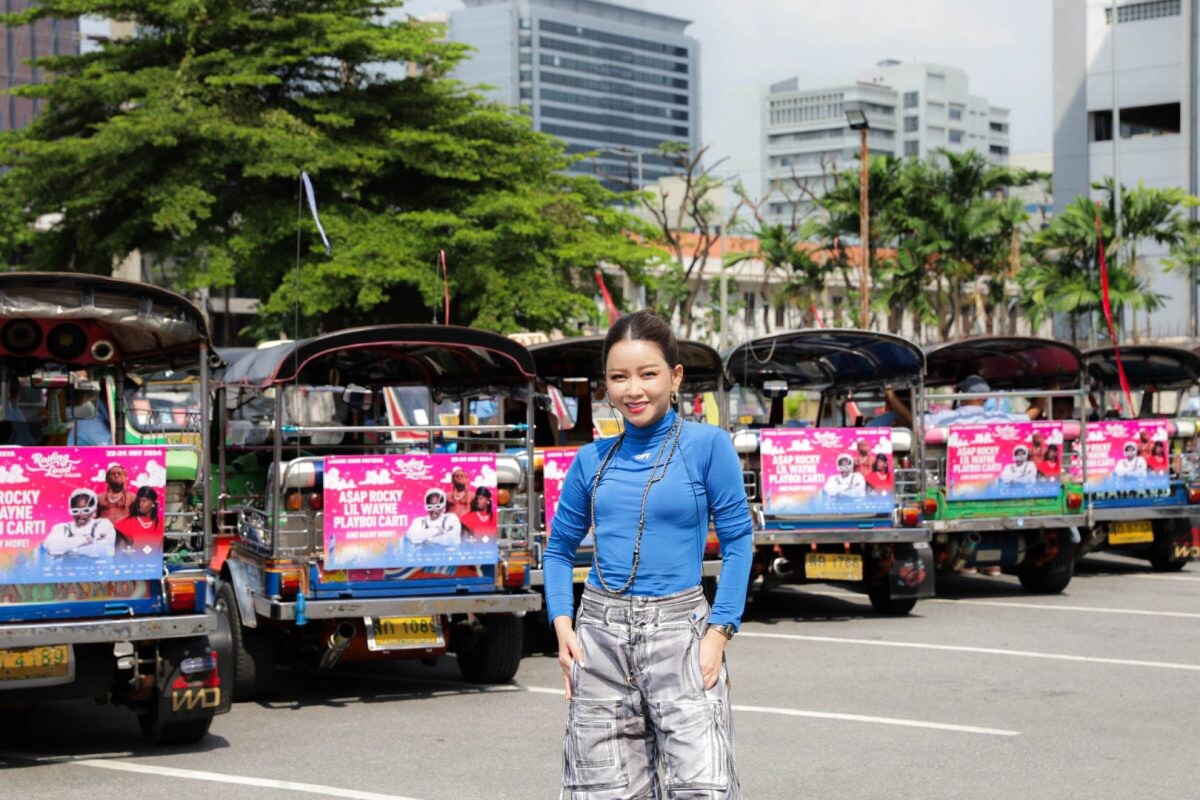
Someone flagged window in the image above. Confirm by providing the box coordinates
[519,69,532,83]
[519,51,532,64]
[519,87,532,100]
[519,16,532,29]
[949,130,964,144]
[903,91,919,108]
[949,106,963,121]
[989,121,1008,133]
[1105,0,1179,23]
[904,140,919,156]
[989,144,1009,156]
[1089,103,1181,141]
[904,115,919,132]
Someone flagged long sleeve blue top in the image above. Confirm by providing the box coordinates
[543,409,754,629]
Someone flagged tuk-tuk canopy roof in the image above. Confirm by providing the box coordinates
[724,329,924,391]
[925,337,1083,389]
[529,336,726,391]
[216,325,536,390]
[1085,345,1200,390]
[0,272,209,367]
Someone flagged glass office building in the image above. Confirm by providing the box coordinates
[0,1,79,132]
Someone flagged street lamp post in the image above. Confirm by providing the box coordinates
[846,108,871,329]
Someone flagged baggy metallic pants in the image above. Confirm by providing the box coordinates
[561,584,739,799]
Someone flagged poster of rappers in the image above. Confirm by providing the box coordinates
[0,447,167,583]
[322,453,499,569]
[1083,419,1171,494]
[761,428,894,515]
[946,421,1064,501]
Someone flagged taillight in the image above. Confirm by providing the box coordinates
[307,492,323,510]
[267,560,304,598]
[279,570,302,597]
[286,492,302,511]
[922,497,939,517]
[900,505,921,527]
[1187,487,1200,504]
[1066,491,1083,510]
[497,488,511,507]
[500,550,533,588]
[166,576,202,612]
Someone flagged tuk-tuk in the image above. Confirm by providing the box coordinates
[1080,345,1200,569]
[725,329,934,615]
[922,337,1087,593]
[213,325,542,698]
[0,273,231,743]
[525,336,727,596]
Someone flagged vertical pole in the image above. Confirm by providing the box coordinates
[200,343,212,560]
[859,127,870,329]
[1191,0,1199,337]
[1111,0,1123,339]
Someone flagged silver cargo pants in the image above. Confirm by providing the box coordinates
[561,584,739,799]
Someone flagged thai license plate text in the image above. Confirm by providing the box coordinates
[366,616,444,651]
[805,553,863,581]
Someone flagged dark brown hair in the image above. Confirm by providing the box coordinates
[601,309,680,370]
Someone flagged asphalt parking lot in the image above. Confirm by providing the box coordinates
[3,551,1199,800]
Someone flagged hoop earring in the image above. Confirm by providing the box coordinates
[670,390,679,405]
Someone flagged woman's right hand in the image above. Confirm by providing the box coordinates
[553,615,583,700]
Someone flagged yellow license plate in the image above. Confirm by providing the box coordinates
[572,567,590,583]
[0,645,73,685]
[805,553,863,581]
[1108,521,1155,545]
[366,616,444,651]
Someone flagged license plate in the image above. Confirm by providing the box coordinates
[365,616,444,651]
[805,553,863,581]
[572,567,590,583]
[1108,521,1155,545]
[0,645,73,686]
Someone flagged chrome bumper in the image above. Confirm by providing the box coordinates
[253,592,543,622]
[1088,506,1194,524]
[0,612,216,647]
[928,514,1086,533]
[755,528,930,546]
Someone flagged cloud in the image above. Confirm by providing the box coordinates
[1046,430,1064,446]
[360,468,392,486]
[947,432,967,448]
[760,438,784,456]
[474,464,497,488]
[788,438,814,452]
[131,461,166,488]
[323,467,357,491]
[544,460,566,480]
[0,465,28,484]
[1152,427,1169,442]
[872,439,893,455]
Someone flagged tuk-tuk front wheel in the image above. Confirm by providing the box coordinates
[216,582,276,700]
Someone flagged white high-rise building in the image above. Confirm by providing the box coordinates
[760,60,1011,224]
[448,0,700,187]
[1053,0,1196,340]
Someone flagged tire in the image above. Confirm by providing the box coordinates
[866,583,917,616]
[1148,551,1188,572]
[457,614,523,684]
[1018,532,1075,594]
[138,709,213,745]
[216,581,275,700]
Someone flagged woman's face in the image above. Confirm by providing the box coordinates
[136,494,154,515]
[604,339,683,429]
[473,494,491,512]
[873,455,888,473]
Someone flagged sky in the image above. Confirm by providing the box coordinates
[398,0,1053,156]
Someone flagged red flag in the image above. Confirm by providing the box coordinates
[439,249,450,324]
[594,270,619,325]
[1094,202,1134,414]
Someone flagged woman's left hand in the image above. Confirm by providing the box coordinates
[699,629,728,690]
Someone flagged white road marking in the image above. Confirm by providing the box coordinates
[1127,573,1200,582]
[73,759,426,800]
[739,632,1200,672]
[928,597,1200,619]
[336,672,1018,736]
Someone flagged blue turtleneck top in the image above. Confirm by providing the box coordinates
[543,409,754,628]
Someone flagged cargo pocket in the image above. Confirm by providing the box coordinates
[657,698,731,793]
[563,699,629,792]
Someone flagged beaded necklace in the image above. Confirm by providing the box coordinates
[587,416,684,594]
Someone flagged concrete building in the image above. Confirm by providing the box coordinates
[448,0,700,187]
[761,60,1011,224]
[0,3,79,132]
[1054,0,1197,340]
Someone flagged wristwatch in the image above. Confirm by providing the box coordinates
[707,623,736,640]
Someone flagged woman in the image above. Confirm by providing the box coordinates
[460,486,496,539]
[865,453,891,493]
[544,310,752,799]
[1147,440,1169,473]
[114,486,161,557]
[1037,443,1061,481]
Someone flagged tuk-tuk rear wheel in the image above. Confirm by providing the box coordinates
[457,614,522,684]
[138,708,213,745]
[1018,533,1075,594]
[866,583,917,615]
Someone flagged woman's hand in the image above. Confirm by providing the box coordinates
[554,615,583,700]
[699,629,728,690]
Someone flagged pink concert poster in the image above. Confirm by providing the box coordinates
[946,421,1063,501]
[761,428,894,515]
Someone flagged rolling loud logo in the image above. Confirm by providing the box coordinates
[171,687,221,712]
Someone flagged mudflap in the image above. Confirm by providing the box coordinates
[889,542,935,600]
[154,615,232,723]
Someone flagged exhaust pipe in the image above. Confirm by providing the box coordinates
[318,622,357,670]
[769,557,793,577]
[950,531,983,573]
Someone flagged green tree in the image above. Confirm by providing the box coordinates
[0,0,656,336]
